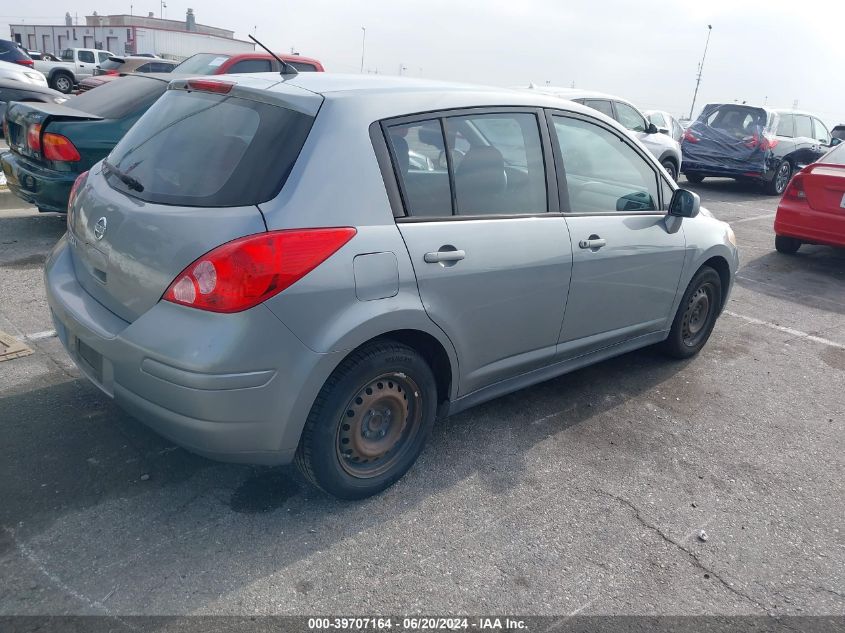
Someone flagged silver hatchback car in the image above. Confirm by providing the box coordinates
[45,74,739,499]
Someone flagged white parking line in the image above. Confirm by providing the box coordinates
[730,212,776,224]
[24,329,57,341]
[724,311,845,350]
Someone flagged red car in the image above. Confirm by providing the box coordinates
[173,52,324,75]
[774,142,845,253]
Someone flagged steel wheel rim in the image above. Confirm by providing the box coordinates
[682,284,713,346]
[336,373,423,478]
[775,163,790,193]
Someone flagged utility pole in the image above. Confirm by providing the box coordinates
[360,27,366,73]
[688,24,712,121]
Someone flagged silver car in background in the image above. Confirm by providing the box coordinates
[45,74,738,499]
[525,86,683,182]
[0,59,48,87]
[645,109,684,143]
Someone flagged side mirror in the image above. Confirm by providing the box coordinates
[830,138,842,147]
[659,127,670,135]
[668,189,700,218]
[647,122,659,134]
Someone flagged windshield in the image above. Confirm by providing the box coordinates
[173,53,231,75]
[99,58,124,70]
[104,89,315,207]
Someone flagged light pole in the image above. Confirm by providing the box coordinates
[160,0,167,20]
[360,27,366,73]
[688,24,712,121]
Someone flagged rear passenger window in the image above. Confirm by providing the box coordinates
[229,59,272,73]
[444,113,546,215]
[584,99,614,118]
[776,114,795,138]
[78,51,95,63]
[553,115,659,213]
[794,115,813,139]
[387,120,451,218]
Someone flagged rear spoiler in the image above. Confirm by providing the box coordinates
[6,101,104,124]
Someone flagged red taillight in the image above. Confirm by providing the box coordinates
[744,131,779,151]
[15,59,35,67]
[27,123,42,152]
[163,228,357,313]
[783,173,806,202]
[186,79,234,94]
[42,133,81,162]
[105,69,119,75]
[682,129,698,143]
[67,170,89,222]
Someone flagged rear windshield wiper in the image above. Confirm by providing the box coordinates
[104,161,144,192]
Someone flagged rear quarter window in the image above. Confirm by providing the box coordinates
[65,75,166,118]
[103,89,315,207]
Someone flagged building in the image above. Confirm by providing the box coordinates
[9,9,254,60]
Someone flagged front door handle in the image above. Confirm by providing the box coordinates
[424,249,466,263]
[579,236,606,250]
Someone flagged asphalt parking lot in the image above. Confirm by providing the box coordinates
[0,171,843,617]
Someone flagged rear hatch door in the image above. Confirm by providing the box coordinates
[5,101,101,162]
[67,78,321,323]
[684,104,771,172]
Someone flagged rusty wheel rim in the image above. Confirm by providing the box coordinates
[336,373,423,478]
[682,283,714,346]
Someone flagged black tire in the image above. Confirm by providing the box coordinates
[661,159,678,181]
[295,340,437,500]
[685,172,704,184]
[765,160,791,196]
[775,235,801,254]
[50,72,74,94]
[661,267,722,359]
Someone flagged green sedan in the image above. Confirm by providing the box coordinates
[1,74,170,213]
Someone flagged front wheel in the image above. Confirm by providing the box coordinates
[51,73,74,94]
[295,340,437,499]
[661,267,722,359]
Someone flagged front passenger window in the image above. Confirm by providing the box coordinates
[553,115,659,213]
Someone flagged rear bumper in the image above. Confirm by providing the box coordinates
[0,150,75,213]
[774,202,845,248]
[45,236,340,465]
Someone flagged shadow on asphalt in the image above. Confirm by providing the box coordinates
[0,344,689,545]
[736,246,845,315]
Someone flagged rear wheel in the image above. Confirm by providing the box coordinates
[51,72,74,94]
[295,340,437,499]
[661,159,678,181]
[685,172,704,184]
[661,267,722,359]
[765,160,791,195]
[775,235,801,254]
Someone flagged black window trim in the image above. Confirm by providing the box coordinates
[545,108,670,216]
[375,106,560,223]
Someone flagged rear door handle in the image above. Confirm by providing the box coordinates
[579,237,606,250]
[424,249,466,263]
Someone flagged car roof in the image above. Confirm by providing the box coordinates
[523,85,636,105]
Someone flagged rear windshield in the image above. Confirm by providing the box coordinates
[701,105,771,137]
[0,40,30,63]
[173,53,231,75]
[822,143,845,165]
[103,89,314,207]
[99,57,124,70]
[64,75,167,118]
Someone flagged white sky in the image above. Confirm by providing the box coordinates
[3,0,843,126]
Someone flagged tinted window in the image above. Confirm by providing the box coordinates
[833,126,845,141]
[0,40,30,63]
[172,53,231,75]
[776,114,794,138]
[229,59,272,73]
[444,113,546,215]
[614,102,647,132]
[553,116,658,213]
[99,58,124,70]
[134,63,153,73]
[288,61,318,72]
[813,119,830,144]
[65,75,166,118]
[794,115,813,139]
[583,99,613,118]
[704,106,766,138]
[78,51,95,63]
[387,120,451,218]
[822,143,845,165]
[61,49,73,61]
[151,62,175,73]
[105,90,314,207]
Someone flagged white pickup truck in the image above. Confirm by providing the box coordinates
[33,48,113,94]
